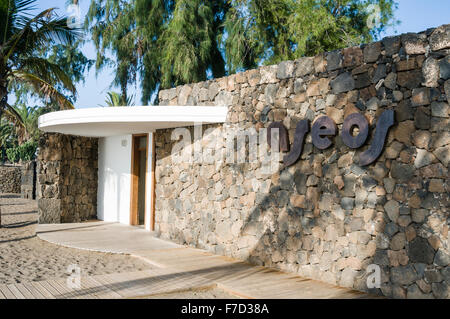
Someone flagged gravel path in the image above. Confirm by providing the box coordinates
[0,194,152,285]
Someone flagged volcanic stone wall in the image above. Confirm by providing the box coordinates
[156,25,450,298]
[37,133,98,223]
[21,161,36,199]
[0,165,21,193]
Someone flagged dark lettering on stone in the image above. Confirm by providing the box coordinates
[359,109,395,166]
[341,113,369,148]
[283,119,309,167]
[311,116,336,150]
[267,122,289,152]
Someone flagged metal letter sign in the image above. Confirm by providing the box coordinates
[341,113,369,148]
[266,109,394,167]
[311,116,337,150]
[284,119,309,167]
[358,109,394,166]
[267,122,290,152]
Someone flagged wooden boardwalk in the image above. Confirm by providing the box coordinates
[0,222,378,299]
[0,264,371,299]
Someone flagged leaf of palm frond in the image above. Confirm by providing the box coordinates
[3,8,82,62]
[19,57,76,95]
[3,104,25,128]
[12,71,74,110]
[0,0,35,44]
[2,8,54,61]
[33,16,83,45]
[12,0,36,12]
[7,0,36,25]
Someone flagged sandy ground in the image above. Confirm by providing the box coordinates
[0,194,245,299]
[0,193,152,285]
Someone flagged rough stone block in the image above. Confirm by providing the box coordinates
[330,72,355,94]
[363,42,381,63]
[295,57,315,77]
[401,33,427,55]
[38,198,61,223]
[429,24,450,51]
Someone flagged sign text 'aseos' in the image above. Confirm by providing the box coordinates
[267,109,394,167]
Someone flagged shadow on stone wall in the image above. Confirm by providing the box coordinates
[154,24,450,298]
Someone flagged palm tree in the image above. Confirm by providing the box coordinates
[3,103,46,143]
[0,117,16,162]
[0,118,16,227]
[103,91,134,107]
[0,0,80,227]
[0,0,81,121]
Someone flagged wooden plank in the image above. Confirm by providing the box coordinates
[0,285,16,299]
[38,280,61,298]
[0,286,6,299]
[92,273,134,298]
[150,132,156,231]
[76,277,100,299]
[144,133,150,230]
[88,275,116,298]
[14,283,36,299]
[22,282,46,299]
[86,276,122,299]
[122,275,175,297]
[129,135,141,225]
[6,284,25,299]
[93,272,151,298]
[81,276,112,299]
[69,278,102,299]
[52,279,80,299]
[88,277,116,299]
[30,281,56,299]
[45,280,71,299]
[101,272,154,298]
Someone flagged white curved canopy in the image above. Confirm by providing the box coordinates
[38,105,228,137]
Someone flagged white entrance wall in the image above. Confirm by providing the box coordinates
[97,135,132,224]
[37,105,228,229]
[144,132,153,231]
[97,133,153,227]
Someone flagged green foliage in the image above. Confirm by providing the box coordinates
[103,91,134,106]
[13,40,95,107]
[1,102,47,163]
[6,139,37,163]
[225,0,399,68]
[5,103,48,143]
[160,0,214,87]
[87,0,230,104]
[0,0,82,113]
[46,42,94,87]
[0,1,88,164]
[6,146,19,163]
[0,118,17,150]
[87,0,139,102]
[86,0,398,103]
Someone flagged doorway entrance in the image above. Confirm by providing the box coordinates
[130,134,148,226]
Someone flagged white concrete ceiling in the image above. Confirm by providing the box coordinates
[38,105,228,137]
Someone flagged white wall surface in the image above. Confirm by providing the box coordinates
[97,135,132,224]
[144,132,153,231]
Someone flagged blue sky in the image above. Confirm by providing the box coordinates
[19,0,450,108]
